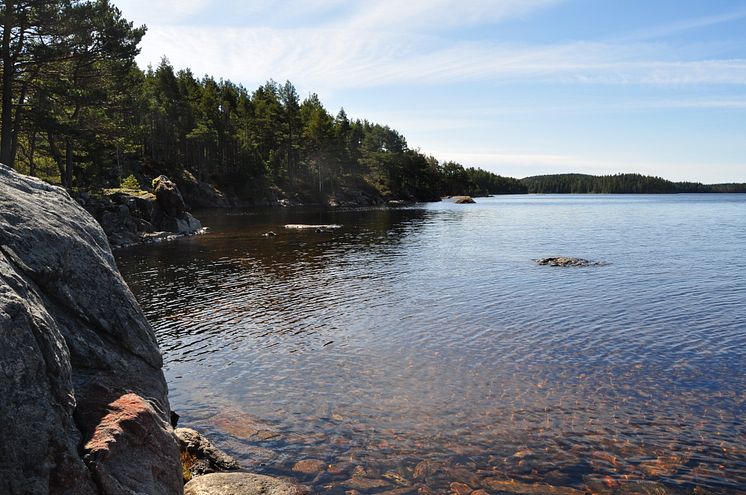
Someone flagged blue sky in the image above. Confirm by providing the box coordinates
[114,0,746,182]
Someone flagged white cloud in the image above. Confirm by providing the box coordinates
[115,0,211,25]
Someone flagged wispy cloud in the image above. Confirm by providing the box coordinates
[342,0,562,31]
[619,8,746,42]
[126,1,746,90]
[137,23,746,90]
[131,0,570,87]
[115,0,211,25]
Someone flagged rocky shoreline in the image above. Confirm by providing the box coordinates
[0,164,305,494]
[75,175,204,250]
[80,174,485,251]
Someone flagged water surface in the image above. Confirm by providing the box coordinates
[116,195,746,494]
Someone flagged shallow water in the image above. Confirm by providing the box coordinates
[116,195,746,494]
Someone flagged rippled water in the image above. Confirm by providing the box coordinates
[116,195,746,494]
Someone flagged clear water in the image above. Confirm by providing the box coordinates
[116,195,746,494]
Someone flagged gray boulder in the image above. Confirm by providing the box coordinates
[0,164,182,494]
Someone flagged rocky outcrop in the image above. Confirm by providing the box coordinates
[0,164,182,494]
[75,175,203,249]
[184,473,306,495]
[152,175,203,234]
[77,190,156,249]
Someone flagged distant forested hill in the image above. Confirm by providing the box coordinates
[521,174,746,194]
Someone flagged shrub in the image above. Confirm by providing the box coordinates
[120,174,141,191]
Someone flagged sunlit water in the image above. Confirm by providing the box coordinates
[116,195,746,494]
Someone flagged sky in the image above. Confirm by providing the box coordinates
[113,0,746,183]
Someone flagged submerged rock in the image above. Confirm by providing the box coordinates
[481,478,584,494]
[535,257,604,267]
[345,477,392,490]
[0,164,181,494]
[449,482,472,495]
[184,472,306,495]
[292,459,328,475]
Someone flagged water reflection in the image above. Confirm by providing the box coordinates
[117,197,746,494]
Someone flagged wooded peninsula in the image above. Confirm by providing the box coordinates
[1,1,743,205]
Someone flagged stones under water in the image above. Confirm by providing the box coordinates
[117,197,746,494]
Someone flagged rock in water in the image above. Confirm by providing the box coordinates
[152,175,203,234]
[0,164,182,494]
[536,257,603,267]
[176,427,240,478]
[184,473,306,495]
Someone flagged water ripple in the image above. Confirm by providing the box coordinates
[117,196,746,493]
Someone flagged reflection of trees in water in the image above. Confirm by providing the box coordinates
[115,207,436,355]
[124,206,433,278]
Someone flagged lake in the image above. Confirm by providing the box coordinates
[116,195,746,494]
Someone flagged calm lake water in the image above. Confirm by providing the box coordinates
[116,195,746,494]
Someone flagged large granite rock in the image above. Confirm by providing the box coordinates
[0,164,182,494]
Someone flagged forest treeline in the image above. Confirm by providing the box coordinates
[522,174,746,194]
[0,0,525,203]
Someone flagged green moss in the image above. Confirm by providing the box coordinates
[101,187,154,199]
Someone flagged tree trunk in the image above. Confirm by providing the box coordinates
[9,77,30,167]
[1,1,15,166]
[47,132,66,186]
[28,130,36,175]
[64,138,74,189]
